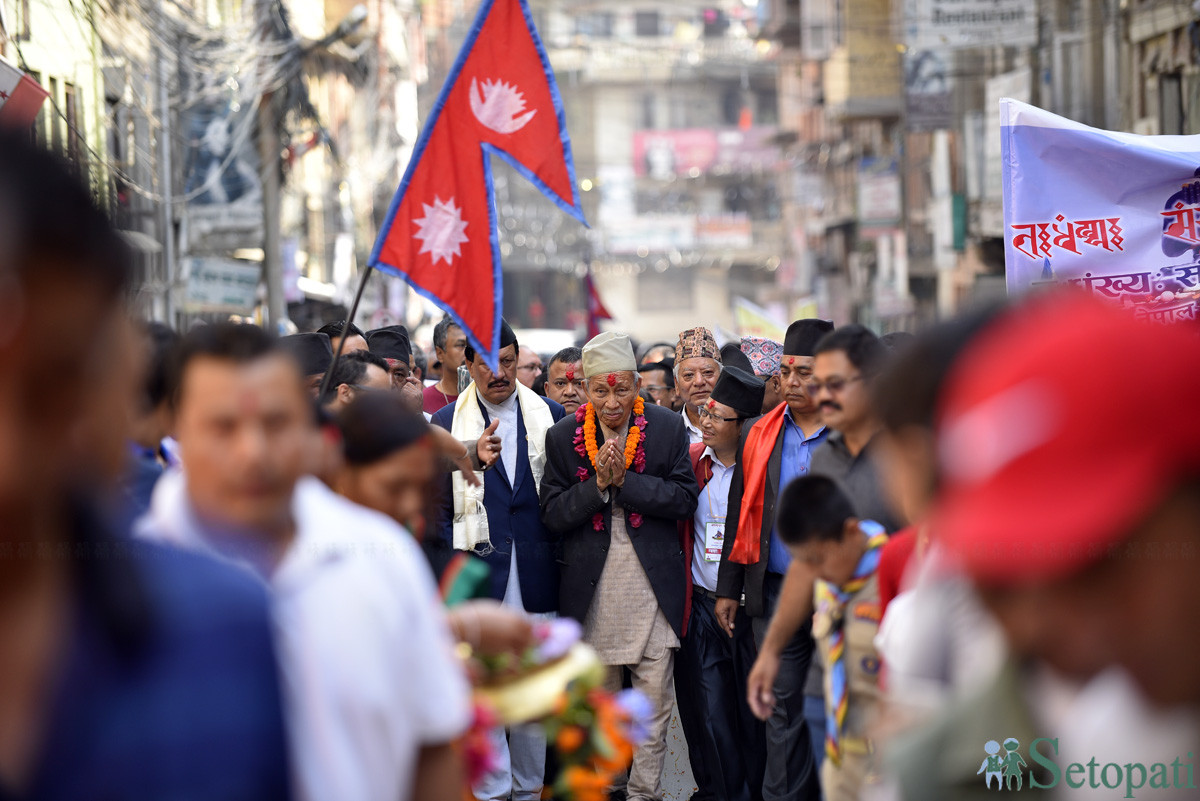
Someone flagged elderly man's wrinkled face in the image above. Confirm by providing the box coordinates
[585,371,640,431]
[676,357,720,411]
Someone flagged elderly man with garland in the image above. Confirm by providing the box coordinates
[541,331,698,801]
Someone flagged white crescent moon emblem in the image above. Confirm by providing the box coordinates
[470,77,538,135]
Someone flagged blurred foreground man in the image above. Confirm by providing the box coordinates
[542,332,698,801]
[717,318,831,801]
[0,134,290,800]
[140,324,469,801]
[891,292,1200,798]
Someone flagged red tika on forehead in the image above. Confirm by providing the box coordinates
[706,399,716,410]
[606,373,617,387]
[787,356,796,365]
[565,368,575,381]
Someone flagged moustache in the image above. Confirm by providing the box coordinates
[488,379,510,388]
[820,401,842,412]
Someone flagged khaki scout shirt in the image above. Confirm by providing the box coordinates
[813,572,883,750]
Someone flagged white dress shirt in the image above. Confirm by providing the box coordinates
[479,389,520,483]
[692,447,734,592]
[681,407,704,445]
[138,472,471,801]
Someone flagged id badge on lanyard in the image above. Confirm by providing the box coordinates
[704,520,726,562]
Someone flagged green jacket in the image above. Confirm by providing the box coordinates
[888,660,1054,799]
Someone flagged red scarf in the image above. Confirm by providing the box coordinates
[728,403,788,564]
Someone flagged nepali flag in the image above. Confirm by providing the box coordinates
[0,55,48,129]
[585,269,612,339]
[369,0,586,369]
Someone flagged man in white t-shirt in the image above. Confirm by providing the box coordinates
[138,322,470,801]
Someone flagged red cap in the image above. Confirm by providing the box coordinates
[933,291,1200,586]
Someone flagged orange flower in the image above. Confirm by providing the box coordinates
[563,766,610,801]
[591,699,635,773]
[582,396,646,472]
[556,725,587,754]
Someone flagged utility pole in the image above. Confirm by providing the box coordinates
[257,0,285,332]
[259,88,285,331]
[156,0,176,325]
[256,1,366,332]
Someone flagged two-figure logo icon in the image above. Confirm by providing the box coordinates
[979,738,1028,790]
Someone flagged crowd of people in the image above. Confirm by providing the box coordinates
[3,131,1199,801]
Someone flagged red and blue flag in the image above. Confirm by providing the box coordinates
[368,0,586,369]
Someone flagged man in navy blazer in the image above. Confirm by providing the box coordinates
[431,319,563,801]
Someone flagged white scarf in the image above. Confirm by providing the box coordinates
[450,380,554,552]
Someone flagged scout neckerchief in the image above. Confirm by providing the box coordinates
[815,524,888,765]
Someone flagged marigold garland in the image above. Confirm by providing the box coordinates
[581,396,645,471]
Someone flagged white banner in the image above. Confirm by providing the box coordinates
[904,0,1036,51]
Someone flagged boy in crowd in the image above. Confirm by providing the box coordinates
[777,475,888,801]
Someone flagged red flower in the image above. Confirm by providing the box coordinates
[592,513,604,531]
[574,404,587,423]
[575,467,590,483]
[573,426,587,458]
[633,415,647,429]
[633,428,647,473]
[462,702,500,784]
[628,512,643,529]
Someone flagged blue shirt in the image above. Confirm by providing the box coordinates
[4,502,292,801]
[767,409,828,574]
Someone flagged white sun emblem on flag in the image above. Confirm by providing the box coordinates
[413,196,469,266]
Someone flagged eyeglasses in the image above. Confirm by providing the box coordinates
[806,375,863,395]
[518,363,543,373]
[697,407,742,423]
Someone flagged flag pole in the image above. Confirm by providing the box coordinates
[318,262,375,400]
